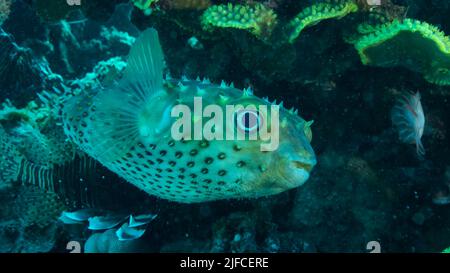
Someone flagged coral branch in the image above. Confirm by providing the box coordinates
[352,19,450,85]
[286,0,359,43]
[201,3,277,41]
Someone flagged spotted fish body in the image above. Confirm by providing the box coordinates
[61,29,316,203]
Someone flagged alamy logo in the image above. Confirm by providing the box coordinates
[366,0,381,6]
[171,97,280,151]
[366,241,381,253]
[66,241,81,253]
[67,0,81,6]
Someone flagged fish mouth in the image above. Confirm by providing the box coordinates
[292,160,315,172]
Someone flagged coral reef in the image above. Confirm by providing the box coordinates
[286,0,359,43]
[163,0,212,11]
[351,19,450,85]
[201,3,277,41]
[0,30,42,102]
[132,0,159,11]
[0,125,22,188]
[0,100,75,167]
[33,0,80,22]
[288,150,392,252]
[0,0,11,25]
[33,0,128,22]
[0,184,66,252]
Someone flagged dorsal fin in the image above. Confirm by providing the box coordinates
[121,28,165,98]
[80,28,168,161]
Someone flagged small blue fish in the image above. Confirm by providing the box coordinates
[391,92,426,156]
[60,209,156,241]
[59,209,102,224]
[88,215,127,230]
[116,222,147,241]
[129,213,158,228]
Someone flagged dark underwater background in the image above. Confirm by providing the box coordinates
[0,0,449,253]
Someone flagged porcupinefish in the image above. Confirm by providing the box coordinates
[61,28,316,203]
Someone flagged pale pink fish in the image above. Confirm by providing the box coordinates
[391,92,425,156]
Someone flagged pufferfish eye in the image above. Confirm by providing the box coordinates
[235,109,264,134]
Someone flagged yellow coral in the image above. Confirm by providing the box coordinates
[287,0,359,43]
[132,0,158,10]
[353,19,450,85]
[201,3,277,40]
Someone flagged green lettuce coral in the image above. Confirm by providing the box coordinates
[352,19,450,86]
[201,3,277,40]
[286,0,359,43]
[132,0,158,15]
[132,0,158,10]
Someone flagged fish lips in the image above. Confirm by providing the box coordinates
[292,160,316,173]
[285,158,317,187]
